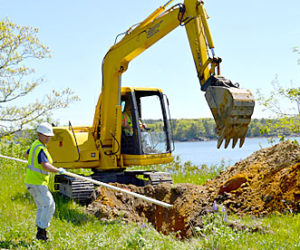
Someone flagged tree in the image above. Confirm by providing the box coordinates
[256,74,300,140]
[0,18,78,137]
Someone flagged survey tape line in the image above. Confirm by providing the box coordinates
[0,154,27,163]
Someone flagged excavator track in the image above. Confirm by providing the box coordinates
[146,171,173,185]
[55,170,172,204]
[55,175,94,204]
[91,170,172,186]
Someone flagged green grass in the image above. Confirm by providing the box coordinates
[190,208,300,249]
[0,146,299,249]
[131,156,226,185]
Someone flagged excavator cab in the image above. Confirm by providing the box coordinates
[120,88,173,157]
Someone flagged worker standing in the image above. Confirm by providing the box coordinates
[24,122,65,241]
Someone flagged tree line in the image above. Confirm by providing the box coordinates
[145,117,299,141]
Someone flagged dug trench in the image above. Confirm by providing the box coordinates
[85,141,300,238]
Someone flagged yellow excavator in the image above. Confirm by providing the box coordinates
[47,0,255,202]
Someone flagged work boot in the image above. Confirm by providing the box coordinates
[36,227,48,241]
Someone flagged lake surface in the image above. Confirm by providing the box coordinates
[173,137,300,167]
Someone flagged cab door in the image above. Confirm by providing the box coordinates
[121,90,172,156]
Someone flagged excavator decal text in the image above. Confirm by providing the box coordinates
[147,20,163,39]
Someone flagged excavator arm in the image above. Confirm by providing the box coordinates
[183,1,255,148]
[92,0,255,166]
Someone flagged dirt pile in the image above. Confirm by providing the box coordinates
[209,140,300,215]
[86,141,300,237]
[87,182,210,237]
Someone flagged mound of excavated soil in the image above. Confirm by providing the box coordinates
[208,140,300,216]
[86,141,300,238]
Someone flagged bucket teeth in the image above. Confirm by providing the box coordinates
[217,133,225,149]
[217,138,223,149]
[225,138,231,149]
[239,137,245,148]
[216,125,248,149]
[232,138,238,148]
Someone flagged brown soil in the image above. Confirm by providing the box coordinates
[86,141,300,238]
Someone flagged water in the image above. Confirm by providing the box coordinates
[174,137,300,167]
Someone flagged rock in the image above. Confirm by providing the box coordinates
[219,174,248,194]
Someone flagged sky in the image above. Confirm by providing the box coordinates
[1,0,300,126]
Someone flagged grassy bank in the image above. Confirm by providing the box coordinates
[0,147,299,249]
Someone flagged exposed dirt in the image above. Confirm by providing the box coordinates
[86,141,300,238]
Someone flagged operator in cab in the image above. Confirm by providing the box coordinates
[24,122,65,241]
[121,101,148,136]
[122,103,134,136]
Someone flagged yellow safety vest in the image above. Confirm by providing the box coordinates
[122,112,133,135]
[25,139,53,186]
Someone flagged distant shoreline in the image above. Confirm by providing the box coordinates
[174,135,300,143]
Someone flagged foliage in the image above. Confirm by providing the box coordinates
[0,18,79,137]
[256,51,300,140]
[146,117,294,142]
[193,202,237,247]
[0,134,29,158]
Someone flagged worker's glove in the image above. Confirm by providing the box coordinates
[58,168,66,174]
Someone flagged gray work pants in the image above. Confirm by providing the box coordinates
[25,184,55,229]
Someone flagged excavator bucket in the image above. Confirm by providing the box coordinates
[205,86,255,149]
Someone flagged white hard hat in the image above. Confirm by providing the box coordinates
[37,122,54,136]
